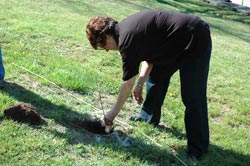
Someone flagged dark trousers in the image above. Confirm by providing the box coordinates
[142,37,212,154]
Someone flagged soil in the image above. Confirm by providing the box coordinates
[4,102,44,125]
[71,118,114,135]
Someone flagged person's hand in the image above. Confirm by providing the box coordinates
[133,85,143,105]
[104,115,114,133]
[104,115,113,126]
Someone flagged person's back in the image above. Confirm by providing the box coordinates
[117,10,206,66]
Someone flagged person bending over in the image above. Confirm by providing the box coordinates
[86,9,212,159]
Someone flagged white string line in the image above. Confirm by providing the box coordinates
[136,129,187,166]
[12,62,102,112]
[95,112,188,166]
[12,62,187,166]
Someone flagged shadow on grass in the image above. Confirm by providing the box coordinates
[53,0,250,44]
[116,0,250,42]
[1,81,181,165]
[156,0,250,24]
[2,82,250,165]
[156,0,250,42]
[177,144,250,166]
[61,0,249,43]
[117,0,250,25]
[1,82,92,125]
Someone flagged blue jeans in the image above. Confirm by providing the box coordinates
[0,48,5,83]
[142,24,212,155]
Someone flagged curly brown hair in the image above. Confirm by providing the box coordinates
[86,16,118,49]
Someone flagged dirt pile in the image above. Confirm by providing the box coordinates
[4,103,44,125]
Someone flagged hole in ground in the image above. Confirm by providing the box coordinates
[71,118,114,135]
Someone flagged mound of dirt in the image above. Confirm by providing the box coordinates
[4,102,44,125]
[71,118,114,135]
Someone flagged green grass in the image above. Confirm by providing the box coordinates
[0,0,250,165]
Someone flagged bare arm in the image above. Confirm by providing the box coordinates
[104,61,153,125]
[133,61,153,104]
[104,75,136,123]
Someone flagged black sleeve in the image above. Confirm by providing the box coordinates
[121,50,141,81]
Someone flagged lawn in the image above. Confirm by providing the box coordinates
[0,0,250,165]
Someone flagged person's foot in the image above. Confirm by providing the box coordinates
[130,110,153,122]
[186,149,206,160]
[130,110,159,127]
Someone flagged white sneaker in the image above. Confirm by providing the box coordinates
[130,110,152,122]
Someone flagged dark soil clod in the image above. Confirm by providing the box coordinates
[71,118,114,135]
[4,102,44,125]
